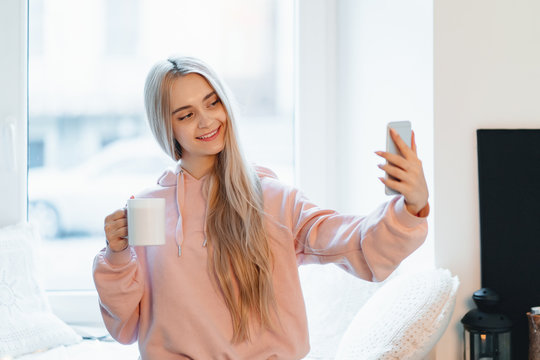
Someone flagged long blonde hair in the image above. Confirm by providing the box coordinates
[144,56,277,343]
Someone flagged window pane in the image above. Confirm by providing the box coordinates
[28,0,294,291]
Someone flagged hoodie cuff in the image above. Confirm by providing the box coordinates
[104,245,134,266]
[393,196,429,227]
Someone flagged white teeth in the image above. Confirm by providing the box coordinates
[197,128,218,139]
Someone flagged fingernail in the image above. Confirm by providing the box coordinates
[377,164,384,169]
[375,151,382,155]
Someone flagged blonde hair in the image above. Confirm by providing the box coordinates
[144,56,277,343]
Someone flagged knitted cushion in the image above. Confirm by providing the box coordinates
[335,268,459,360]
[300,264,382,358]
[0,223,81,358]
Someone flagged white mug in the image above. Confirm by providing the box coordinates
[127,198,166,246]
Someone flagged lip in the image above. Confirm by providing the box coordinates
[196,125,221,142]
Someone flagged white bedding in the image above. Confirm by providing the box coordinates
[16,340,139,360]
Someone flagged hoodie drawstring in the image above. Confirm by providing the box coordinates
[176,167,209,256]
[176,169,185,256]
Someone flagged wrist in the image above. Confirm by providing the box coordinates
[393,197,428,226]
[106,239,129,252]
[405,201,428,217]
[104,243,133,266]
[110,245,129,252]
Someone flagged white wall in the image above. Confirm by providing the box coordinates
[333,0,434,275]
[297,0,434,217]
[0,0,27,227]
[434,0,540,358]
[335,0,433,218]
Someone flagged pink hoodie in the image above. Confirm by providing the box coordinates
[93,165,428,359]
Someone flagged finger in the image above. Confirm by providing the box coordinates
[105,218,127,235]
[108,225,128,242]
[104,222,120,237]
[375,151,409,171]
[114,225,128,239]
[411,130,417,155]
[106,208,127,222]
[378,176,404,194]
[390,128,414,159]
[113,218,127,228]
[124,195,135,209]
[378,163,408,181]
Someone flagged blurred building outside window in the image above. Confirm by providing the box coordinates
[28,0,294,291]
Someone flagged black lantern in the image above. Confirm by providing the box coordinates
[461,288,513,360]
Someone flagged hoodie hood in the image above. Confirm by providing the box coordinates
[157,162,278,188]
[157,162,183,187]
[155,162,278,256]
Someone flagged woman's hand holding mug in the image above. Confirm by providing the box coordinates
[104,208,129,252]
[104,197,166,252]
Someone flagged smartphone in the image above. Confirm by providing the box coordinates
[385,121,412,195]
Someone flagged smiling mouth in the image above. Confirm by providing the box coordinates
[196,126,221,140]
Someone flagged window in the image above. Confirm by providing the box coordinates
[105,0,139,57]
[28,0,294,291]
[21,0,434,355]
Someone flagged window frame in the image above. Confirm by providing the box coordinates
[0,0,27,229]
[295,0,338,209]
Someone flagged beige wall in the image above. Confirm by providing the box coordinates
[434,0,540,358]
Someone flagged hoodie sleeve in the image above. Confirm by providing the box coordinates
[92,246,144,344]
[290,188,428,282]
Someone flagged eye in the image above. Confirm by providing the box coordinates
[179,113,193,121]
[209,98,221,107]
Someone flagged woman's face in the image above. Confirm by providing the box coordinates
[169,73,227,164]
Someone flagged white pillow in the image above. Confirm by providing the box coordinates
[300,264,382,359]
[0,223,81,358]
[335,268,459,360]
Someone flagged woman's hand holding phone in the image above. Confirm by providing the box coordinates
[376,128,429,216]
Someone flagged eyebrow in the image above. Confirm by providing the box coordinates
[171,91,217,115]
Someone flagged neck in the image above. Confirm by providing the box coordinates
[180,154,217,179]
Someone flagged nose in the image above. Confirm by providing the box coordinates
[197,111,212,129]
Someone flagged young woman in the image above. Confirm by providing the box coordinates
[93,56,429,360]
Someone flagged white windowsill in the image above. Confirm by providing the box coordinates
[47,290,105,328]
